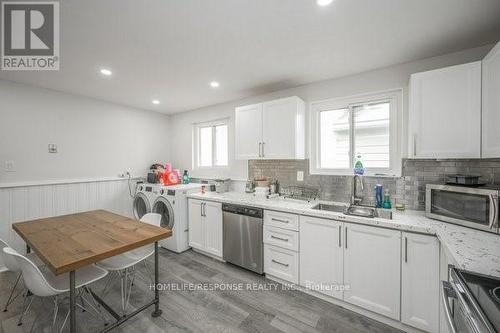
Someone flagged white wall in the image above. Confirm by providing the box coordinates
[169,44,493,180]
[0,80,170,185]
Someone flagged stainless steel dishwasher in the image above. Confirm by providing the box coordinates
[222,203,263,274]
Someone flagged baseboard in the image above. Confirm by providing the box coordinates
[191,248,225,262]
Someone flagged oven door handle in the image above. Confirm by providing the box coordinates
[489,194,498,230]
[441,281,458,333]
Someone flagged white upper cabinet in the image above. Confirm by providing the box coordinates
[482,42,500,158]
[401,233,440,333]
[235,96,305,160]
[409,61,481,158]
[343,223,401,320]
[262,97,305,159]
[234,103,263,159]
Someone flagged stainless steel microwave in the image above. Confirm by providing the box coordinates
[426,184,499,234]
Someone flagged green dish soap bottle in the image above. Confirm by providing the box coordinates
[382,189,392,209]
[354,154,365,175]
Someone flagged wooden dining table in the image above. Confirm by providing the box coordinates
[12,209,172,333]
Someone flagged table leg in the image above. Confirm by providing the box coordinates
[70,271,76,332]
[151,241,162,318]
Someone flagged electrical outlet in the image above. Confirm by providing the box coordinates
[297,171,304,182]
[5,160,15,172]
[48,144,58,153]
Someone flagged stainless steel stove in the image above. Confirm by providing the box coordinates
[442,267,500,333]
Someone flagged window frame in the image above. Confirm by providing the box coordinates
[192,118,229,170]
[310,89,402,177]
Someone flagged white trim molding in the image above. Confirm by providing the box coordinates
[309,89,403,177]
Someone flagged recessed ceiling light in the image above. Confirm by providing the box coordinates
[210,81,220,88]
[152,99,160,105]
[317,0,333,6]
[99,68,112,76]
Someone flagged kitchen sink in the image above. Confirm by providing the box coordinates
[311,203,346,213]
[311,203,392,220]
[344,205,377,218]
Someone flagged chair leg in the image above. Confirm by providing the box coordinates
[3,272,22,312]
[51,296,59,333]
[17,291,34,326]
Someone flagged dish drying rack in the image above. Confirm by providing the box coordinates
[279,186,319,202]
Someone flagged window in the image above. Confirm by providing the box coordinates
[193,120,229,168]
[311,90,401,176]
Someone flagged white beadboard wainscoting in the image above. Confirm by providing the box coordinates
[0,178,138,271]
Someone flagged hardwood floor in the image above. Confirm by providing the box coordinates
[0,248,404,333]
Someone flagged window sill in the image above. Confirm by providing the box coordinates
[309,169,400,178]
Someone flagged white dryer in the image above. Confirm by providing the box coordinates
[132,183,160,220]
[152,183,202,253]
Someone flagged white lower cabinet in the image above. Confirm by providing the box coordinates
[264,244,299,284]
[299,216,344,300]
[263,210,299,283]
[401,232,440,333]
[343,223,401,320]
[187,199,223,258]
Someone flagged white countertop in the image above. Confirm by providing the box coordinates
[188,191,500,279]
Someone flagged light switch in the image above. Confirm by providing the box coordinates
[297,171,304,182]
[5,160,15,172]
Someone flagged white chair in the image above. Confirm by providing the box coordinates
[97,213,161,313]
[3,247,108,332]
[0,239,44,312]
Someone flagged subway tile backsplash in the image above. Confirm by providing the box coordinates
[248,158,500,210]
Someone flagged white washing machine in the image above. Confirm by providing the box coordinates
[151,183,202,253]
[132,183,161,220]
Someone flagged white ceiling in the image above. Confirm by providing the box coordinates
[1,0,500,114]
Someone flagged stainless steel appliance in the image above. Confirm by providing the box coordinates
[222,204,263,274]
[426,184,499,234]
[442,267,499,333]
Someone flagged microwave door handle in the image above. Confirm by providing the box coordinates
[441,281,458,333]
[488,194,498,229]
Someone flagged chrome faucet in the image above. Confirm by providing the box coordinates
[351,174,364,205]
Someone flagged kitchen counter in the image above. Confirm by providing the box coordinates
[188,191,500,279]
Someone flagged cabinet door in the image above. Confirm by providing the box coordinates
[203,201,223,257]
[235,103,263,159]
[409,62,481,158]
[343,224,401,320]
[262,97,305,159]
[299,216,343,300]
[482,42,500,158]
[188,199,204,250]
[402,233,440,333]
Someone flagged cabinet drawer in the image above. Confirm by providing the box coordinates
[264,244,299,284]
[264,210,299,231]
[263,225,298,252]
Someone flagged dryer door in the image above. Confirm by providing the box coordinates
[133,192,151,220]
[152,196,175,230]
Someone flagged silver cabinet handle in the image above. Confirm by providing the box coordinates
[441,281,458,333]
[338,225,341,248]
[258,142,262,158]
[272,259,289,267]
[262,142,265,158]
[413,133,417,157]
[200,203,203,217]
[489,194,498,229]
[202,203,206,217]
[405,237,408,263]
[345,226,348,249]
[271,235,289,242]
[271,218,289,224]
